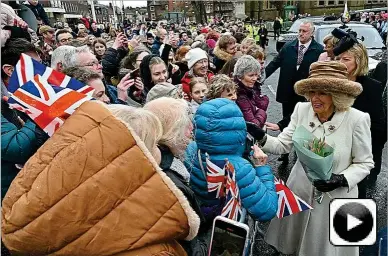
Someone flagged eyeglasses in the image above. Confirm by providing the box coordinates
[196,59,208,65]
[84,61,100,67]
[59,37,72,43]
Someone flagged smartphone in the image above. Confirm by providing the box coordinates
[208,216,249,256]
[129,68,140,80]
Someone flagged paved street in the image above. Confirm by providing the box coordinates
[251,37,387,256]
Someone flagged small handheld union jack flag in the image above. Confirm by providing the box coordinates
[221,161,242,222]
[275,177,313,219]
[8,53,94,96]
[206,157,226,199]
[8,75,92,137]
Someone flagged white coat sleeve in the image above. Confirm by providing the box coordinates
[262,102,301,154]
[340,113,374,191]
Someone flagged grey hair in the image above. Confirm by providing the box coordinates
[104,104,163,155]
[305,92,355,112]
[144,97,192,159]
[300,20,315,33]
[51,45,76,69]
[62,45,91,69]
[233,55,261,79]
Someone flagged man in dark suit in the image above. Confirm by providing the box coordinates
[264,20,324,161]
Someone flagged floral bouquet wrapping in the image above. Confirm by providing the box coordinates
[292,125,335,203]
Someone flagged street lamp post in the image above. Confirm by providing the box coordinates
[112,0,117,28]
[90,0,97,23]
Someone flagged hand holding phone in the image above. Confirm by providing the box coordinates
[208,216,249,256]
[117,73,135,102]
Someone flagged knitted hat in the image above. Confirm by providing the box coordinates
[200,28,209,34]
[294,61,362,97]
[146,82,179,103]
[206,39,216,49]
[185,48,208,69]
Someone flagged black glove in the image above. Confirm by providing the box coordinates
[313,174,348,192]
[246,122,266,141]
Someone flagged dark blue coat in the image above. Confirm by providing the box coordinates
[265,38,324,103]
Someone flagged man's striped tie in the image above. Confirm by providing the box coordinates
[297,45,306,65]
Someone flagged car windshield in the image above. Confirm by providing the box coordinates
[289,19,303,32]
[316,26,384,49]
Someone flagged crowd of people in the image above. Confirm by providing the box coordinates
[1,1,387,256]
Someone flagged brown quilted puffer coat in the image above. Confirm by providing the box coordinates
[2,101,200,256]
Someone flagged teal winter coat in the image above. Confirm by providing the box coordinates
[1,115,38,199]
[184,98,278,222]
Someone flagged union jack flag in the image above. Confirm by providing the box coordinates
[8,53,94,96]
[275,177,313,219]
[221,161,242,222]
[8,75,92,137]
[206,157,226,199]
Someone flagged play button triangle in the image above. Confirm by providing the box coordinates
[347,214,363,231]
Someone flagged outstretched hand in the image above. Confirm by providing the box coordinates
[251,144,268,167]
[265,122,280,131]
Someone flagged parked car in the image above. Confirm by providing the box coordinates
[276,20,385,70]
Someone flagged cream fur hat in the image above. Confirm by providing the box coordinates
[294,61,362,97]
[185,48,208,70]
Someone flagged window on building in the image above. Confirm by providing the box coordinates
[263,0,272,9]
[151,12,156,19]
[327,0,335,5]
[317,0,325,6]
[150,6,154,11]
[338,0,344,4]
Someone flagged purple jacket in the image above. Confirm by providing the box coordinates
[235,80,269,128]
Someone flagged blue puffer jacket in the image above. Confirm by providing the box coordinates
[184,98,278,222]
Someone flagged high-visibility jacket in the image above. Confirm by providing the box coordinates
[253,26,260,42]
[246,24,254,38]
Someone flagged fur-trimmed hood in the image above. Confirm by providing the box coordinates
[1,101,200,256]
[213,45,234,62]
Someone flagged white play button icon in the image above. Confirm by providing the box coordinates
[347,214,363,231]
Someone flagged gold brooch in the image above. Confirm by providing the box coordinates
[309,122,315,128]
[328,125,335,132]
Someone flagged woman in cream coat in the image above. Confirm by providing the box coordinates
[258,61,374,256]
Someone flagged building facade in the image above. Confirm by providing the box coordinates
[255,0,387,21]
[124,7,148,23]
[234,1,246,19]
[213,1,235,19]
[147,0,168,21]
[37,0,66,24]
[93,3,109,24]
[62,0,90,24]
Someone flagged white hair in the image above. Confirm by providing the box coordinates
[300,20,315,33]
[62,45,92,69]
[51,45,76,70]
